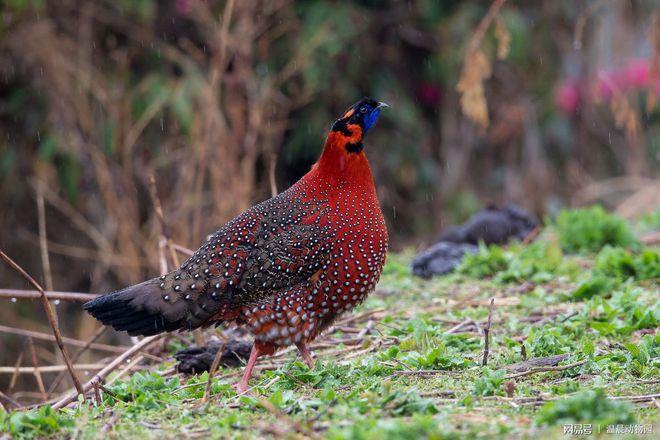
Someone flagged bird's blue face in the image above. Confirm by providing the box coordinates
[330,97,389,154]
[338,97,388,133]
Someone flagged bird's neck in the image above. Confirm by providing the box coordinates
[311,131,376,191]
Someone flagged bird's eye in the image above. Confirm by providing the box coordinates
[360,107,367,113]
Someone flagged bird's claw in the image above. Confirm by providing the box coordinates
[232,381,249,395]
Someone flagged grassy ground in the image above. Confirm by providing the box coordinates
[1,207,659,439]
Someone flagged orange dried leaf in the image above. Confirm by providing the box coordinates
[457,50,492,130]
[494,16,511,60]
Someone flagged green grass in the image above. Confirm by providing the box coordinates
[1,208,658,439]
[555,206,639,253]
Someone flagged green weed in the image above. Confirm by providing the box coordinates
[536,389,635,426]
[457,243,509,278]
[0,406,74,439]
[472,368,506,396]
[555,206,638,253]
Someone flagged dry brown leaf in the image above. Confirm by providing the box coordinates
[610,93,640,141]
[646,91,657,113]
[494,15,511,60]
[648,11,660,76]
[457,50,492,131]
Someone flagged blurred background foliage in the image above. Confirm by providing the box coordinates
[0,0,659,353]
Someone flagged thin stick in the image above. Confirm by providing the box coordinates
[171,243,194,256]
[505,360,586,379]
[0,325,127,353]
[8,350,24,392]
[27,337,47,401]
[467,0,507,54]
[0,391,20,411]
[92,382,101,406]
[392,370,463,376]
[202,340,226,403]
[0,364,107,374]
[148,174,205,347]
[0,289,97,302]
[269,152,278,197]
[147,175,178,268]
[101,412,121,434]
[36,183,54,293]
[482,298,495,366]
[0,250,84,398]
[608,393,660,402]
[51,335,162,410]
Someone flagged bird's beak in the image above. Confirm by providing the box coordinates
[377,101,390,109]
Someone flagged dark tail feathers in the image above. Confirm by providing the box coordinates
[84,279,189,336]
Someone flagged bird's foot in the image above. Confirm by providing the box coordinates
[232,380,249,395]
[295,342,315,369]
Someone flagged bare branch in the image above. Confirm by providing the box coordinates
[0,250,85,397]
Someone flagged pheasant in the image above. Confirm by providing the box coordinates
[84,97,389,393]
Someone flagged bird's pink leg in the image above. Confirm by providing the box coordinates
[295,342,315,369]
[234,345,261,394]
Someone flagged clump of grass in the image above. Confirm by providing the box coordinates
[472,368,506,396]
[555,206,638,253]
[456,243,509,278]
[0,405,74,439]
[570,246,660,300]
[536,389,635,426]
[593,246,660,281]
[593,246,638,280]
[638,210,660,231]
[496,240,564,283]
[634,248,660,280]
[527,326,572,357]
[457,240,568,283]
[587,288,660,336]
[570,275,613,300]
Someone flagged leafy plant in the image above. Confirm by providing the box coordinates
[457,243,510,278]
[638,210,660,231]
[587,288,660,335]
[472,368,506,396]
[527,326,571,357]
[635,248,660,280]
[593,246,638,281]
[593,246,660,281]
[496,240,563,283]
[555,207,638,253]
[570,275,613,300]
[536,389,635,426]
[2,405,74,439]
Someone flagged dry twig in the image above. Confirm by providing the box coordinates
[0,324,127,354]
[482,298,495,366]
[505,360,586,380]
[8,350,24,393]
[0,250,84,398]
[27,337,47,401]
[0,364,106,374]
[202,340,227,404]
[0,289,97,302]
[148,174,205,347]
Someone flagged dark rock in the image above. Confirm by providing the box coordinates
[174,339,253,374]
[411,242,479,278]
[438,204,539,245]
[412,204,539,278]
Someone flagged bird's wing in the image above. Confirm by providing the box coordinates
[85,191,332,335]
